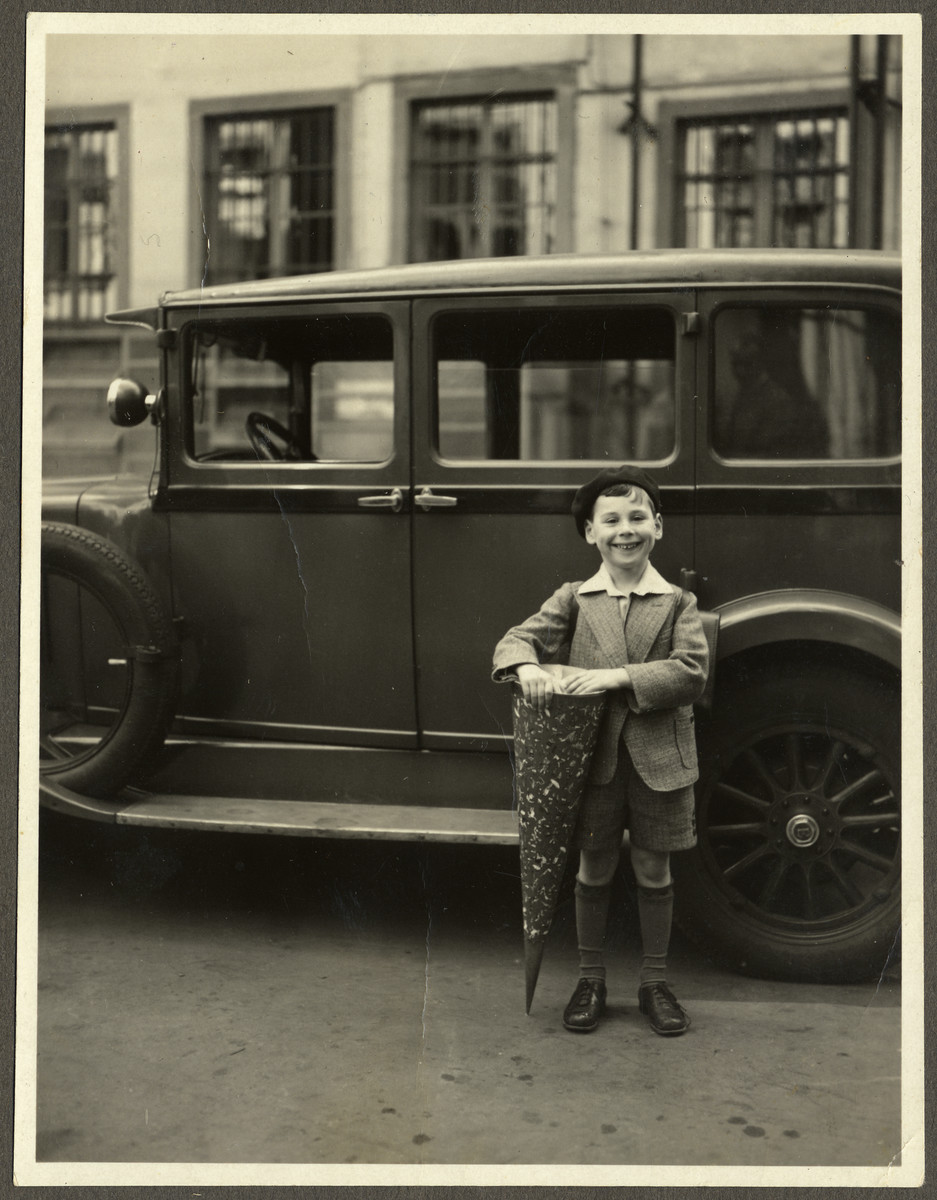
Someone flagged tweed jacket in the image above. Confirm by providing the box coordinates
[492,579,709,790]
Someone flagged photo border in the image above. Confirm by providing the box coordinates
[7,4,930,1194]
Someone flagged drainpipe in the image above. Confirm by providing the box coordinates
[630,33,643,251]
[872,34,888,250]
[848,35,860,248]
[849,33,889,250]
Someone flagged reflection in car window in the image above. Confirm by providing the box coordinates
[433,306,676,461]
[713,306,900,460]
[187,315,395,463]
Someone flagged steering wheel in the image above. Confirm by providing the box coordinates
[245,411,303,462]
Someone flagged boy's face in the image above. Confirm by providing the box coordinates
[584,491,662,578]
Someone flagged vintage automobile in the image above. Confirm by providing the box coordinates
[39,248,901,984]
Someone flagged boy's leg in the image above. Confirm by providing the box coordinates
[564,753,629,1033]
[630,844,689,1036]
[630,845,671,986]
[576,848,619,981]
[563,847,618,1032]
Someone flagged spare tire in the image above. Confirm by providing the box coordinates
[40,522,179,798]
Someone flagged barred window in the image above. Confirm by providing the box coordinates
[203,108,335,285]
[677,109,850,249]
[44,123,119,323]
[410,95,557,262]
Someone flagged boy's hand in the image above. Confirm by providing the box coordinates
[515,664,565,711]
[562,668,631,694]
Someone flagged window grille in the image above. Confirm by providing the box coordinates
[410,95,557,262]
[44,123,119,323]
[203,107,335,285]
[677,109,850,249]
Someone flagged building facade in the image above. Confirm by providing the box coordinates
[41,32,903,476]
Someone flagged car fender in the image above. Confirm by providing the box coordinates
[712,588,900,671]
[76,480,174,618]
[41,477,89,526]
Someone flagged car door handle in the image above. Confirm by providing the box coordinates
[415,487,458,510]
[358,487,403,513]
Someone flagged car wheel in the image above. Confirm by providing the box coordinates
[40,522,179,799]
[673,659,900,983]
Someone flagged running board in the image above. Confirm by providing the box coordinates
[40,778,520,844]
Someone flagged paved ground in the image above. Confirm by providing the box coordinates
[30,814,901,1172]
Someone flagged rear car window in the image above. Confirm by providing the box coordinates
[713,305,900,460]
[432,305,676,461]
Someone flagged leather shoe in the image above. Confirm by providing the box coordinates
[638,982,690,1036]
[563,977,607,1032]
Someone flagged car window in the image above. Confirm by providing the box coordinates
[433,305,676,461]
[187,314,394,463]
[713,305,900,460]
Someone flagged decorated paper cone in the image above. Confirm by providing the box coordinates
[511,684,606,1014]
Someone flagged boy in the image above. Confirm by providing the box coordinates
[492,465,708,1036]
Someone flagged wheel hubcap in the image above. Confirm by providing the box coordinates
[786,811,821,848]
[770,792,834,855]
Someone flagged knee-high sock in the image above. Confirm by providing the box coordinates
[637,883,673,986]
[575,880,612,982]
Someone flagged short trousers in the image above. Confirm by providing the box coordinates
[572,742,697,854]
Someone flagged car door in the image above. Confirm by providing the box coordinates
[411,289,699,752]
[159,300,419,749]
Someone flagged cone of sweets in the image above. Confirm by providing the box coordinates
[510,681,606,1014]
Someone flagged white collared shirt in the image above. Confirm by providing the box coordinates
[577,561,672,624]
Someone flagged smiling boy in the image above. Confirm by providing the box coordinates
[493,465,709,1035]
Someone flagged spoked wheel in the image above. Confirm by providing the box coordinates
[41,572,131,769]
[674,661,900,983]
[40,523,178,799]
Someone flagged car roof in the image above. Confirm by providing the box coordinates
[112,249,902,321]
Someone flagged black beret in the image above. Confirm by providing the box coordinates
[571,465,662,537]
